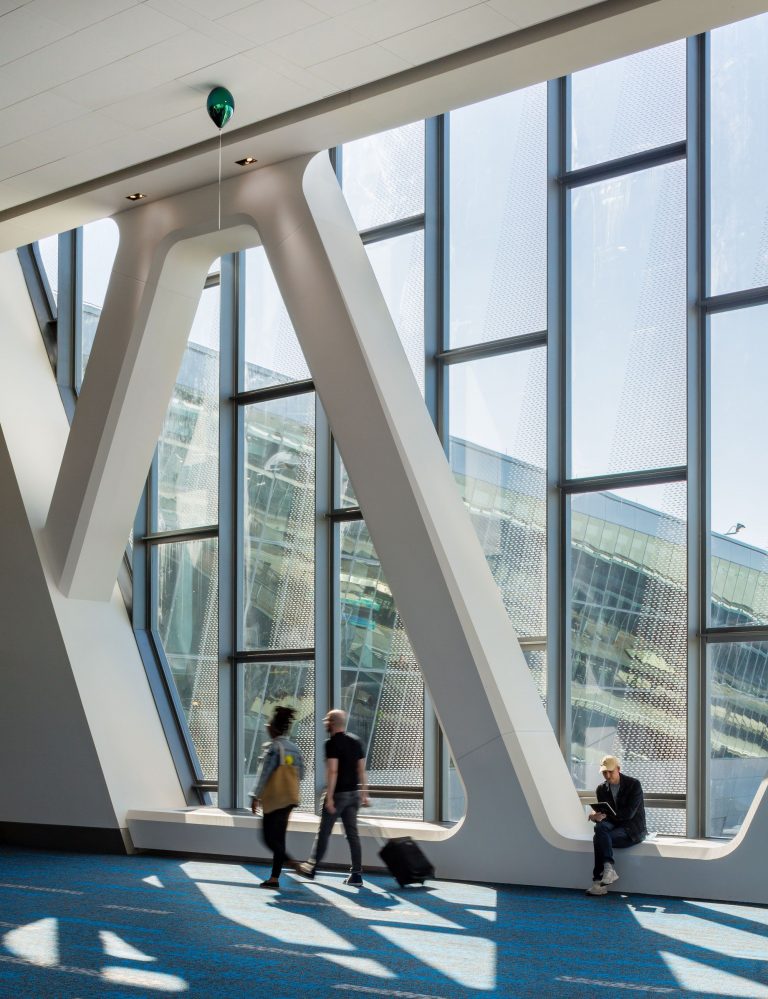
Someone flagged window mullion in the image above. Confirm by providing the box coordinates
[315,394,332,810]
[687,32,709,838]
[55,229,78,420]
[547,75,569,747]
[218,252,238,808]
[424,114,444,822]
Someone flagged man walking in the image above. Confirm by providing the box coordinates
[298,709,370,886]
[586,754,647,896]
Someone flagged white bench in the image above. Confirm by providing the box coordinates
[126,779,768,904]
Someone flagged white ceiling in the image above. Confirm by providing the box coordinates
[0,0,600,210]
[0,0,766,245]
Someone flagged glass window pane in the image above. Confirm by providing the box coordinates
[711,13,768,295]
[338,457,359,510]
[710,641,768,838]
[449,85,546,348]
[37,236,58,304]
[81,218,119,384]
[367,230,424,391]
[156,538,218,780]
[156,286,220,532]
[570,161,686,477]
[523,647,547,709]
[711,306,768,626]
[339,520,423,816]
[335,232,425,510]
[242,393,315,650]
[449,348,546,642]
[342,122,424,231]
[646,807,686,837]
[241,660,315,810]
[445,754,466,823]
[569,482,687,821]
[570,41,686,169]
[365,795,422,820]
[243,246,310,391]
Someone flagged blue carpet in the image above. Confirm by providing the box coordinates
[0,847,766,998]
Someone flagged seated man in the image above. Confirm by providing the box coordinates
[586,754,647,896]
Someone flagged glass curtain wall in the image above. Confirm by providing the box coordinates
[37,235,58,304]
[147,281,222,781]
[80,218,119,387]
[447,82,548,643]
[32,13,768,837]
[336,124,427,819]
[565,41,689,834]
[707,15,768,835]
[238,266,317,809]
[444,85,548,817]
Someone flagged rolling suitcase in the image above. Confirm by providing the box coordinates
[379,836,435,887]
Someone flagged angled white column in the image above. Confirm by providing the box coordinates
[45,209,255,599]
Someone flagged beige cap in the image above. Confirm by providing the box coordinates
[600,755,620,773]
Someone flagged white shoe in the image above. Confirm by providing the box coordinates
[601,863,619,886]
[585,881,608,896]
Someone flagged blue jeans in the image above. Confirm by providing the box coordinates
[310,790,362,874]
[593,820,633,880]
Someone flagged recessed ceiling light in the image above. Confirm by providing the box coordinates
[235,156,257,166]
[126,192,146,201]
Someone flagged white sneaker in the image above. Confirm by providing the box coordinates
[585,881,608,896]
[601,863,619,886]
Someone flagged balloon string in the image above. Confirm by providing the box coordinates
[218,130,222,231]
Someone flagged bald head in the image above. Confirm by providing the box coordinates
[324,709,346,734]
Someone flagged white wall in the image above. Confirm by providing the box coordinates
[0,427,116,829]
[0,251,185,838]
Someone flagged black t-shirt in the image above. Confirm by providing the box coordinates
[325,732,365,792]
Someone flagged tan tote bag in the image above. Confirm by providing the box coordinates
[261,741,301,814]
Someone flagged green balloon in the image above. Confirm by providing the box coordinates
[207,87,235,130]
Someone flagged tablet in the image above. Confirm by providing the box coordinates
[589,801,616,818]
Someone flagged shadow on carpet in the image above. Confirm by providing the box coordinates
[0,847,766,998]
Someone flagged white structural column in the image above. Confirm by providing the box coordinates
[44,153,768,899]
[46,208,257,599]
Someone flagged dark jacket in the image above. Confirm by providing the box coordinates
[596,772,647,844]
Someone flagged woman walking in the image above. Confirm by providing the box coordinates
[250,705,305,889]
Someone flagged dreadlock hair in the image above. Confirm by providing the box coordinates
[269,705,296,737]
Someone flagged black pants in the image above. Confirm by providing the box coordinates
[261,804,295,879]
[310,790,362,874]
